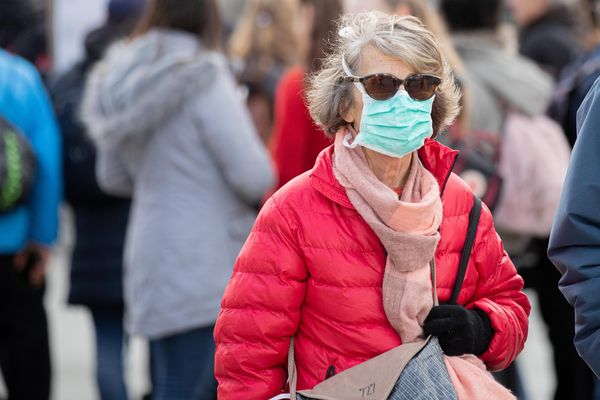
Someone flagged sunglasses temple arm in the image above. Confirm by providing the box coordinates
[341,55,369,94]
[342,55,354,76]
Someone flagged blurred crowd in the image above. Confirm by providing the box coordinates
[1,0,600,399]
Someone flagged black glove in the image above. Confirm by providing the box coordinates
[423,305,493,356]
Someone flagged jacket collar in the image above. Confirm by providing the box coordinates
[309,138,459,209]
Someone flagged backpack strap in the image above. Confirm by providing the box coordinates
[448,195,482,305]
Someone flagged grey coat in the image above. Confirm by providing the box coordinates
[82,29,275,338]
[452,32,554,135]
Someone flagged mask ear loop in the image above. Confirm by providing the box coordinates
[340,104,361,149]
[342,130,360,149]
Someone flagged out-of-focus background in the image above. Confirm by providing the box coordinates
[1,0,599,399]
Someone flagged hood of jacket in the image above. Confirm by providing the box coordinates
[452,31,554,117]
[82,28,223,146]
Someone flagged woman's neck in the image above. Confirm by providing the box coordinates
[362,148,414,189]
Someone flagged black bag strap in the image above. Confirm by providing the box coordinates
[448,195,482,305]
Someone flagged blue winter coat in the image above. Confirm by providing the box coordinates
[548,77,600,377]
[0,50,61,254]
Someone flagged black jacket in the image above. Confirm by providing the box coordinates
[520,8,581,80]
[548,45,600,147]
[51,24,132,307]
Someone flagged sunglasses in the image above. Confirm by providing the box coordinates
[340,57,441,101]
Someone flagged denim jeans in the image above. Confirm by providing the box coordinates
[150,325,217,400]
[90,305,128,400]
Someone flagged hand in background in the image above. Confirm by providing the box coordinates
[14,242,51,287]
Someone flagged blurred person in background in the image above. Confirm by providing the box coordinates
[440,0,553,139]
[81,0,274,398]
[441,1,596,399]
[0,50,62,400]
[50,1,145,399]
[229,0,299,144]
[506,0,582,81]
[218,0,246,39]
[549,0,600,147]
[268,0,343,192]
[0,0,50,76]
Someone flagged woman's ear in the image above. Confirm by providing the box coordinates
[339,89,362,127]
[340,104,354,124]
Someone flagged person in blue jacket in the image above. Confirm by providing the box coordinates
[549,77,600,378]
[0,49,62,399]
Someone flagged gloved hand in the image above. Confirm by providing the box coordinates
[423,305,493,356]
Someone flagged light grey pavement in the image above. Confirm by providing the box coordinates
[52,0,105,74]
[1,211,555,400]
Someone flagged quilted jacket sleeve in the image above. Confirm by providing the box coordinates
[466,201,531,371]
[214,196,308,399]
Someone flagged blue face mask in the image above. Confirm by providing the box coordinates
[344,90,435,158]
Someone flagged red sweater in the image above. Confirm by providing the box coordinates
[270,67,333,191]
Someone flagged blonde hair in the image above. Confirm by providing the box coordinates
[307,12,461,136]
[229,0,299,77]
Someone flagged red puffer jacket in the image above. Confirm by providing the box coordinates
[214,139,531,400]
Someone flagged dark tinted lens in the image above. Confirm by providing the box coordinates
[404,75,441,100]
[363,74,401,100]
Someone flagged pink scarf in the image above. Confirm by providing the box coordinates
[333,130,443,343]
[333,129,515,400]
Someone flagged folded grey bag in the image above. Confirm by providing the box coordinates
[388,337,457,400]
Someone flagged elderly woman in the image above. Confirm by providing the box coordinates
[214,12,530,399]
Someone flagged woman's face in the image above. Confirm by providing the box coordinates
[341,46,415,131]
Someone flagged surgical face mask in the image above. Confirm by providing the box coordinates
[342,57,436,158]
[344,89,435,158]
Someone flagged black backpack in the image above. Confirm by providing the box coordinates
[0,116,36,213]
